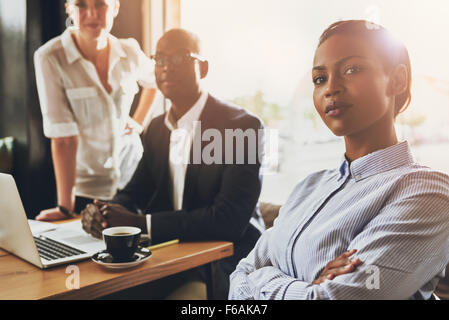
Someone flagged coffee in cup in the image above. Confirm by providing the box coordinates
[102,227,141,262]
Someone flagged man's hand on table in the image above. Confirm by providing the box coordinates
[81,200,146,239]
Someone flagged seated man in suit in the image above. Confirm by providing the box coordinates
[81,28,265,299]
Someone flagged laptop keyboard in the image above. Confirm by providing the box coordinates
[34,236,86,261]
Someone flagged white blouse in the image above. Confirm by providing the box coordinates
[34,28,155,200]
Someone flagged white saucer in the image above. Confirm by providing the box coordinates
[91,247,152,269]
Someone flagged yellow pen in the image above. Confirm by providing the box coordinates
[148,239,179,251]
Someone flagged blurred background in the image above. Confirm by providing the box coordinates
[0,0,448,217]
[180,0,449,204]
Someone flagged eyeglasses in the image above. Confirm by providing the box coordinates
[150,51,206,67]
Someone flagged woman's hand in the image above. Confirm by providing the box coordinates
[124,118,143,136]
[124,122,134,135]
[312,249,362,285]
[36,207,70,221]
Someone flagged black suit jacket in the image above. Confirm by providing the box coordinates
[112,94,265,296]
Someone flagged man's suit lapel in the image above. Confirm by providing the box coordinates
[154,121,173,211]
[183,94,216,209]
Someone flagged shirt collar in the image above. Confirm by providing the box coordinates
[61,28,82,64]
[61,28,126,65]
[337,141,414,182]
[108,34,127,68]
[164,91,209,132]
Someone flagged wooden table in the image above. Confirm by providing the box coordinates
[0,240,233,300]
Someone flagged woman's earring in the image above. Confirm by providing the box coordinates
[65,16,75,28]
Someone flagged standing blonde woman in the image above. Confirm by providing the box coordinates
[34,0,157,221]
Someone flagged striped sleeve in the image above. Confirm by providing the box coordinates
[284,170,449,300]
[229,228,274,299]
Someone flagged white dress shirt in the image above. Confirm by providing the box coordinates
[145,91,209,238]
[34,28,155,199]
[229,141,449,300]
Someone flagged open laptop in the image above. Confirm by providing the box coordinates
[0,173,105,269]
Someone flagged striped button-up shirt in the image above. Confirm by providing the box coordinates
[229,141,449,300]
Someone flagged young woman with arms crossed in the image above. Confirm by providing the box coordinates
[229,20,449,300]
